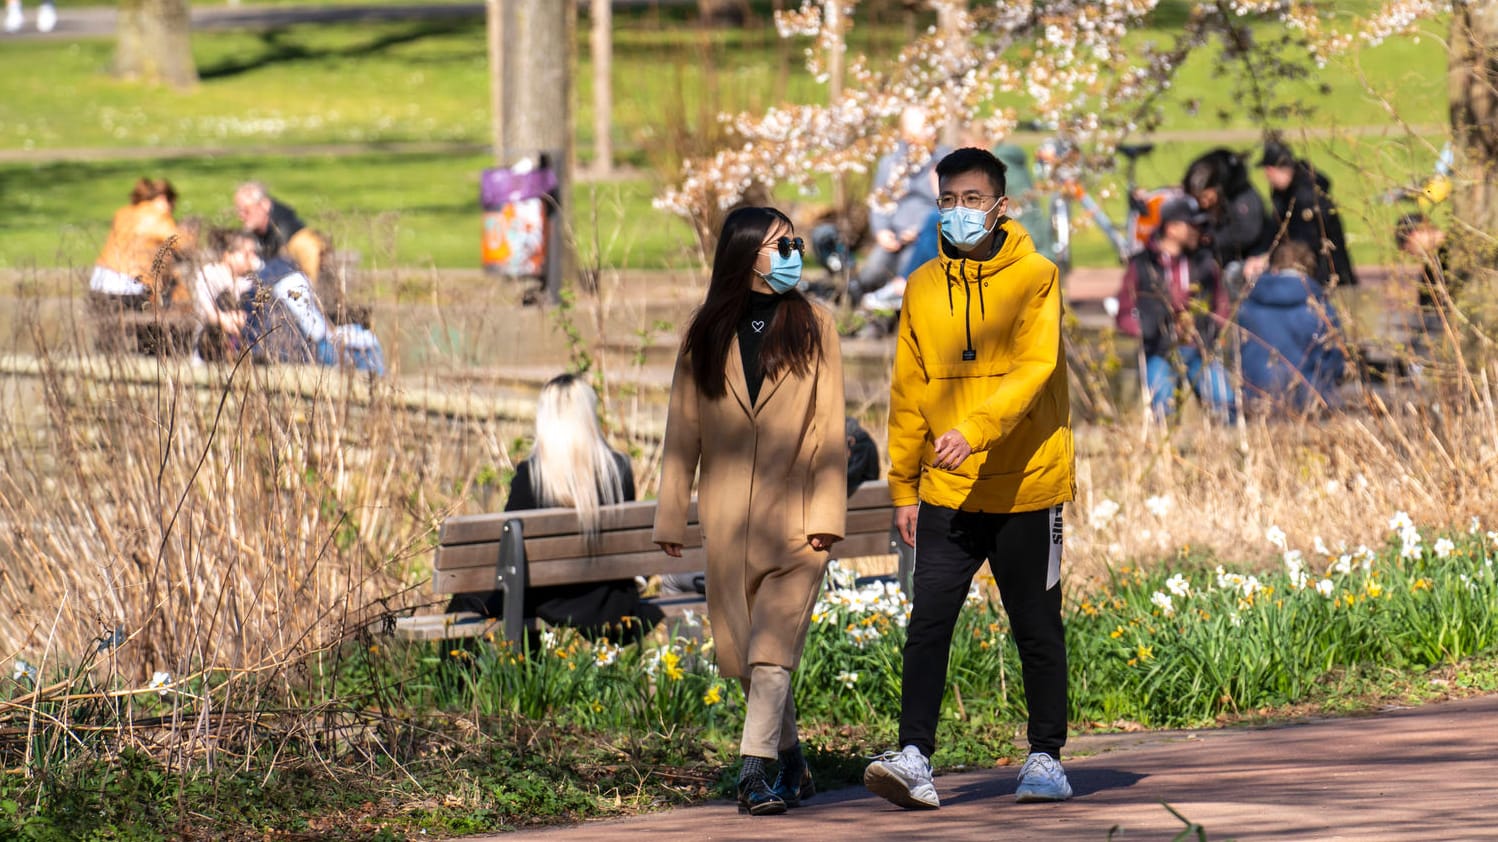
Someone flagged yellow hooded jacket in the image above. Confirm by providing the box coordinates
[887,219,1074,513]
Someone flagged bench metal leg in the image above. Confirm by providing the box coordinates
[498,518,527,644]
[890,525,915,596]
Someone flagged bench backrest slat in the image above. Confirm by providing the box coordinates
[439,499,697,545]
[430,480,902,597]
[436,547,711,593]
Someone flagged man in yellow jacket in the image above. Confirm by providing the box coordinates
[865,147,1076,809]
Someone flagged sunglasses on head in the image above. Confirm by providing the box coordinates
[764,236,805,259]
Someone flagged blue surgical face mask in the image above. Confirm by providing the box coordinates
[939,205,997,251]
[757,250,803,294]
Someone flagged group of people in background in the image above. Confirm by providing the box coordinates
[839,124,1364,420]
[1118,138,1355,419]
[87,177,384,375]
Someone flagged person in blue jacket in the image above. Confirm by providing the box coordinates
[243,255,386,375]
[1235,240,1345,414]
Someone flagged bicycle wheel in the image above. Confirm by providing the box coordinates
[1050,194,1071,280]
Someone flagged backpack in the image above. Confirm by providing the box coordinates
[845,417,881,496]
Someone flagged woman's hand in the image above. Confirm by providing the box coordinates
[657,542,683,558]
[809,533,839,552]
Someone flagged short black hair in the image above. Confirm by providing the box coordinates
[208,227,256,256]
[1394,213,1433,251]
[935,147,1007,197]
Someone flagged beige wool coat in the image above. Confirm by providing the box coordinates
[652,304,847,678]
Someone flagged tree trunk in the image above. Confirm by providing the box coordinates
[590,0,613,176]
[1449,3,1498,332]
[116,0,197,90]
[937,0,965,148]
[697,0,749,27]
[503,0,574,302]
[487,0,505,163]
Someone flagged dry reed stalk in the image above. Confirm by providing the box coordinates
[0,311,536,771]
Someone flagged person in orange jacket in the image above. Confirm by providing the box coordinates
[865,148,1075,810]
[90,177,191,311]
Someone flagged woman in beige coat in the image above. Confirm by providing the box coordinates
[654,206,846,816]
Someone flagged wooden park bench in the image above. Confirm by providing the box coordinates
[393,479,914,642]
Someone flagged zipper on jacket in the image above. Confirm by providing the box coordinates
[961,259,977,361]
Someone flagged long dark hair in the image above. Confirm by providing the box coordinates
[682,206,823,399]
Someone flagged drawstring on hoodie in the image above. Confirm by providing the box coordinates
[947,260,982,362]
[943,227,1004,362]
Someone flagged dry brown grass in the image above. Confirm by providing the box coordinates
[1,273,1494,778]
[848,361,1498,586]
[0,341,527,718]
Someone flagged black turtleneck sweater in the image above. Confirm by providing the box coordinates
[737,290,781,406]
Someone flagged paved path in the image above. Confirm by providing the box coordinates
[470,692,1498,841]
[1,1,697,41]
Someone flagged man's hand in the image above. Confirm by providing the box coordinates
[657,542,683,558]
[1243,253,1269,284]
[809,533,840,552]
[876,229,902,252]
[898,228,919,245]
[932,429,973,470]
[894,504,918,547]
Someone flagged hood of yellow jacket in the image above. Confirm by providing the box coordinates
[937,217,1037,277]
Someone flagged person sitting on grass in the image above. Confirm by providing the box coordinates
[188,229,258,362]
[446,373,666,645]
[242,251,386,375]
[1234,239,1346,415]
[90,178,193,313]
[231,181,360,321]
[1394,213,1464,355]
[1116,195,1236,423]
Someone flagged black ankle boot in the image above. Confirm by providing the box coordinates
[737,757,787,816]
[771,743,815,807]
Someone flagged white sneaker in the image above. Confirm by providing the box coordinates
[1015,752,1073,802]
[36,2,53,32]
[864,745,940,809]
[4,4,23,33]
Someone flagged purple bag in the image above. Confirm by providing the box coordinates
[480,166,558,210]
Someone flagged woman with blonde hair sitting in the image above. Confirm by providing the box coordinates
[446,373,664,643]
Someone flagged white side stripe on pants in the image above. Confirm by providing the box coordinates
[1047,505,1063,590]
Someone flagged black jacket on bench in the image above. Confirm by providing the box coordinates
[445,451,665,643]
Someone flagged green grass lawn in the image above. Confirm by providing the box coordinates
[0,153,701,272]
[0,4,1452,270]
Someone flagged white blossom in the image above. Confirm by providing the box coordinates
[1284,550,1308,589]
[594,642,620,668]
[1433,538,1456,559]
[1150,591,1175,616]
[12,659,36,682]
[148,671,173,696]
[1165,573,1191,597]
[1145,495,1172,518]
[1266,525,1287,550]
[1315,579,1335,598]
[1090,499,1121,528]
[837,670,859,689]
